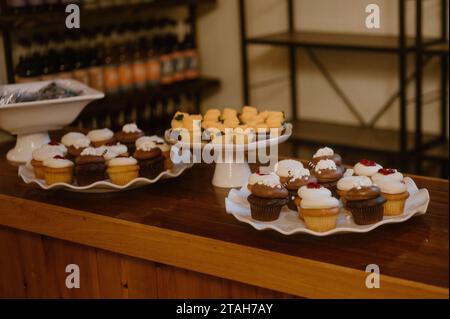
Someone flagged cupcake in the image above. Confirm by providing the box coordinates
[345,185,386,225]
[31,143,67,179]
[63,134,91,158]
[136,136,172,170]
[133,141,165,180]
[376,179,409,216]
[274,159,304,184]
[107,157,139,186]
[309,147,342,169]
[115,123,144,154]
[285,168,317,211]
[311,159,345,196]
[354,159,383,177]
[299,182,340,232]
[88,128,115,147]
[43,155,74,185]
[371,168,404,184]
[74,147,107,186]
[247,178,289,222]
[336,175,372,206]
[247,170,280,192]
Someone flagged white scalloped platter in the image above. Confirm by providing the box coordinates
[18,162,194,193]
[225,177,430,236]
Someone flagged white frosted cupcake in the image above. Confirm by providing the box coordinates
[353,159,383,177]
[106,157,139,186]
[31,143,67,179]
[298,182,340,232]
[377,179,409,216]
[372,168,404,184]
[43,155,74,185]
[88,128,115,147]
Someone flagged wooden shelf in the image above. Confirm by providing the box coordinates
[424,42,449,55]
[246,31,441,52]
[290,120,439,153]
[0,0,216,29]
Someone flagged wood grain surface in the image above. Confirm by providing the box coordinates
[0,142,448,298]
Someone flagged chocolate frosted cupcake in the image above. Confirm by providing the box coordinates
[247,170,280,192]
[336,175,372,206]
[309,147,342,169]
[346,185,386,225]
[116,123,144,154]
[311,159,345,197]
[247,178,289,222]
[285,168,317,211]
[133,141,164,180]
[75,147,107,186]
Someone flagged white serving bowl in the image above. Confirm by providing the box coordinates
[0,79,104,164]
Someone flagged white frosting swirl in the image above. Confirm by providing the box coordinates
[313,147,334,158]
[248,172,280,186]
[107,157,138,167]
[136,136,164,149]
[80,147,98,156]
[337,176,372,191]
[137,141,157,152]
[88,128,114,142]
[299,185,339,209]
[314,159,337,173]
[72,137,91,149]
[377,180,408,194]
[95,146,118,161]
[372,170,404,183]
[43,157,73,168]
[274,160,304,178]
[354,162,383,177]
[106,143,128,155]
[123,123,141,133]
[32,145,65,161]
[61,132,89,147]
[289,168,311,181]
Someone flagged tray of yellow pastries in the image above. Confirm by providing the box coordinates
[225,149,430,236]
[18,124,193,193]
[165,106,292,150]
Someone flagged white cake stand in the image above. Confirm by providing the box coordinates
[0,80,104,164]
[166,124,292,188]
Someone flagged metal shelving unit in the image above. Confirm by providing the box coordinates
[239,0,449,175]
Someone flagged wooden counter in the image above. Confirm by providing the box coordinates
[0,141,448,298]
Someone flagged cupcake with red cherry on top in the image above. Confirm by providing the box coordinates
[371,168,404,184]
[311,159,345,197]
[308,147,342,169]
[247,176,289,222]
[353,159,383,177]
[31,142,67,179]
[285,168,317,211]
[298,182,340,232]
[115,123,144,154]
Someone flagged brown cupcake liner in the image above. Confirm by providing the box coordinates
[287,189,298,211]
[247,195,288,222]
[75,164,107,186]
[318,181,338,198]
[348,203,384,225]
[138,156,165,180]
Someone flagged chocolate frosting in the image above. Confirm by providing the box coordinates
[346,186,381,201]
[115,131,144,143]
[285,175,317,190]
[134,148,162,160]
[251,183,288,199]
[75,155,105,166]
[312,165,345,182]
[310,153,342,167]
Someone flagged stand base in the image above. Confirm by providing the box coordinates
[212,162,252,188]
[7,132,50,165]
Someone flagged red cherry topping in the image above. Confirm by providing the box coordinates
[359,159,376,166]
[48,141,60,146]
[307,182,322,189]
[53,155,65,160]
[378,168,395,175]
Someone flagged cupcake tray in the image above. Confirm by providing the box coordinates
[18,162,194,193]
[225,177,430,236]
